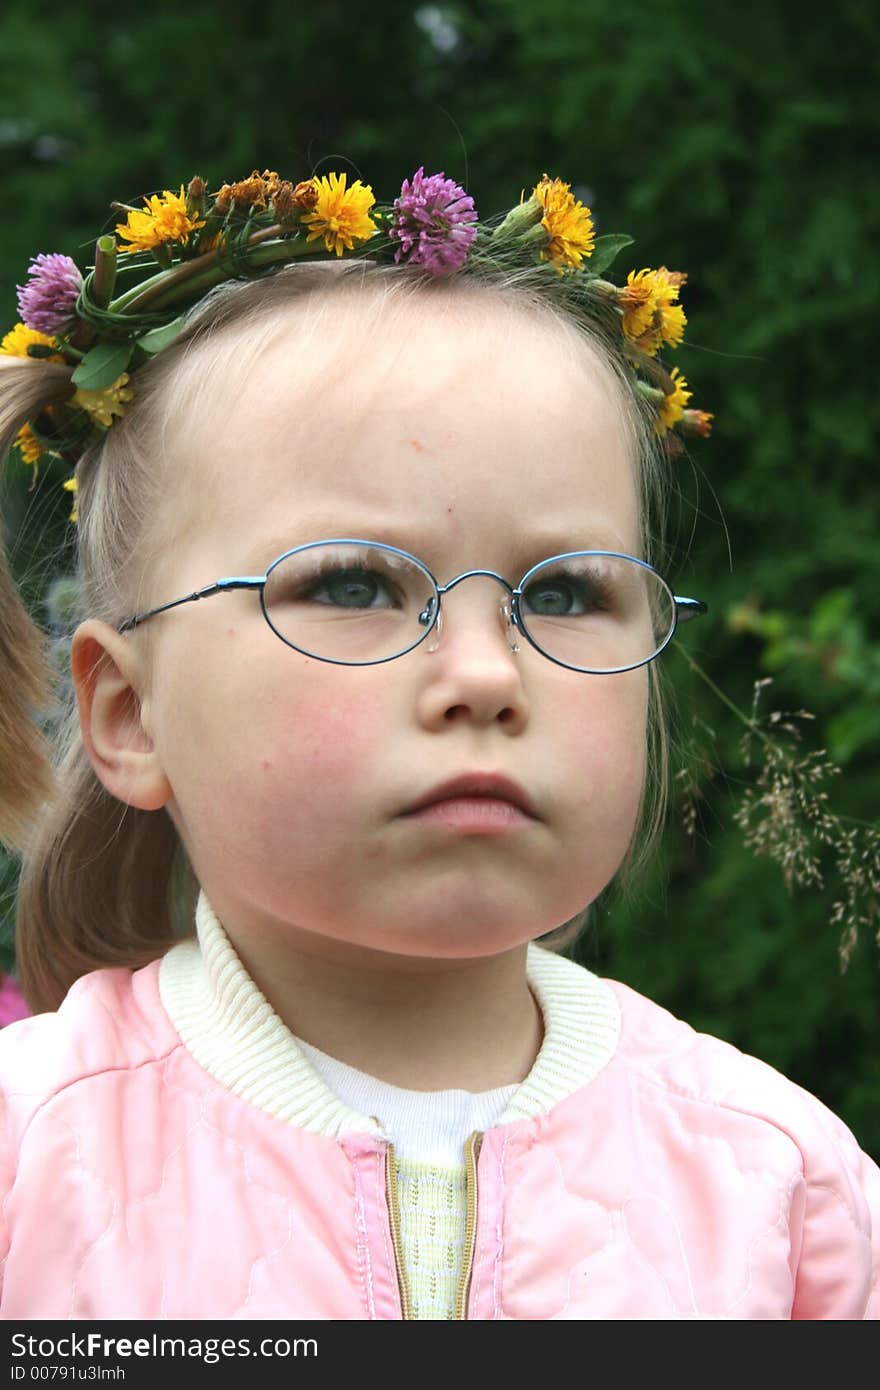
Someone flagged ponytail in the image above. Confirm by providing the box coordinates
[0,358,72,849]
[16,737,186,1011]
[0,531,56,851]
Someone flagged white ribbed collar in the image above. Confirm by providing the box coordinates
[158,891,620,1141]
[295,1040,518,1164]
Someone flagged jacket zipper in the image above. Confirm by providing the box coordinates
[453,1130,483,1320]
[385,1142,413,1320]
[385,1130,484,1321]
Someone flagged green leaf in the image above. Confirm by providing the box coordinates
[136,316,185,356]
[70,342,133,391]
[588,234,634,275]
[810,588,854,643]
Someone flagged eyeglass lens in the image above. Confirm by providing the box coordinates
[261,542,675,671]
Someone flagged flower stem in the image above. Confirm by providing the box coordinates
[91,237,118,310]
[109,229,324,317]
[673,644,774,747]
[674,643,878,831]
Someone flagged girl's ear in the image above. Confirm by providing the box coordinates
[70,619,172,812]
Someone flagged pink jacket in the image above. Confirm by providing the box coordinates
[0,975,29,1029]
[1,929,878,1320]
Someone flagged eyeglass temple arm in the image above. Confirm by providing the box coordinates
[673,596,708,625]
[117,577,264,633]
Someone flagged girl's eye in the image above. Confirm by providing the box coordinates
[300,566,400,610]
[522,571,614,617]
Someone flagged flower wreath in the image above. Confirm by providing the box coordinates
[2,168,712,522]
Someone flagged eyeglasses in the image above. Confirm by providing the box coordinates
[118,538,708,674]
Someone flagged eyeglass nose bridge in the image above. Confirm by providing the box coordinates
[420,569,521,655]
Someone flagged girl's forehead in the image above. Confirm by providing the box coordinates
[171,290,641,561]
[201,283,619,409]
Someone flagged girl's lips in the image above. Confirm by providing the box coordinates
[404,773,538,819]
[401,797,535,832]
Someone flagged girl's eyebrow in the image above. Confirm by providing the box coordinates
[246,520,631,570]
[243,523,394,571]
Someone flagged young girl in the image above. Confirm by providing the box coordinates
[0,168,877,1321]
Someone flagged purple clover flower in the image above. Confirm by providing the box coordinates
[391,168,478,276]
[16,253,83,334]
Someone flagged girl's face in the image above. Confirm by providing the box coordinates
[137,290,649,963]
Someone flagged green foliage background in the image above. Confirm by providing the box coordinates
[1,0,878,1153]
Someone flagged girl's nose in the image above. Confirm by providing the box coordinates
[423,578,521,657]
[415,578,530,733]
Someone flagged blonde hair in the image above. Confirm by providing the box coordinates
[0,260,671,1011]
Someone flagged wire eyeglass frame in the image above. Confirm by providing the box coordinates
[117,538,708,675]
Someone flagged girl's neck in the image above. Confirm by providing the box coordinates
[224,924,544,1093]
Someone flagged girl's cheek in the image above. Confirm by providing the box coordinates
[558,668,647,742]
[569,675,647,807]
[269,679,388,775]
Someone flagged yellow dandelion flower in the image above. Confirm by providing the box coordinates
[532,175,595,271]
[621,267,688,357]
[63,476,78,524]
[657,300,686,350]
[72,373,133,429]
[656,367,692,434]
[301,173,377,256]
[15,423,44,467]
[1,322,65,361]
[619,269,658,340]
[116,186,206,254]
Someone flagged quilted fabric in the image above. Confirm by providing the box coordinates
[1,960,877,1319]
